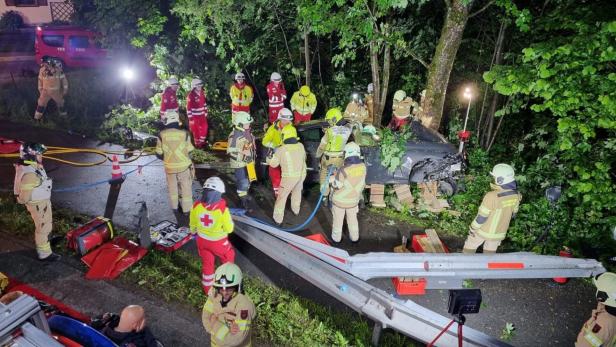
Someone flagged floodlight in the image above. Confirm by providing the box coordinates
[121,67,135,82]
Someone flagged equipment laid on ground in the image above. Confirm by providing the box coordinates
[0,294,62,347]
[149,220,191,252]
[81,237,147,280]
[428,289,482,347]
[66,217,114,255]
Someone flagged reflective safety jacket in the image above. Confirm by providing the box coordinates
[575,303,616,347]
[343,101,369,124]
[190,200,234,241]
[470,183,522,240]
[187,88,208,118]
[290,91,317,115]
[160,87,179,119]
[38,66,68,92]
[230,83,253,112]
[365,93,374,124]
[202,290,256,347]
[227,129,255,169]
[262,122,295,149]
[155,128,195,174]
[270,142,306,179]
[316,125,352,157]
[266,82,287,109]
[392,97,416,120]
[14,162,52,204]
[331,162,366,209]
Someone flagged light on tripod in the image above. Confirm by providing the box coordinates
[428,289,482,347]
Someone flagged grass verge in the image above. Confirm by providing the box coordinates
[0,194,413,346]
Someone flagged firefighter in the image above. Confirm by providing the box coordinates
[187,78,209,148]
[34,59,68,120]
[364,83,374,125]
[576,272,616,347]
[266,72,287,124]
[262,108,295,198]
[229,73,253,116]
[329,142,366,243]
[388,90,416,131]
[270,126,306,225]
[190,177,236,294]
[290,85,317,124]
[463,164,522,254]
[316,108,352,197]
[343,93,369,127]
[202,262,255,347]
[160,77,180,123]
[13,142,59,261]
[155,111,195,215]
[227,112,256,210]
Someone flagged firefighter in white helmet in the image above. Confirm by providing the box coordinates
[160,77,180,123]
[187,78,209,148]
[202,262,255,347]
[576,272,616,347]
[229,72,253,117]
[34,59,68,120]
[266,72,287,124]
[262,108,295,198]
[14,142,59,261]
[227,112,256,210]
[155,111,195,217]
[463,164,522,254]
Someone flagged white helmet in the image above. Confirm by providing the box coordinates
[191,78,203,89]
[165,110,180,125]
[203,176,225,193]
[235,72,245,81]
[167,77,179,86]
[594,272,616,308]
[270,72,282,82]
[277,108,293,121]
[344,142,361,159]
[490,163,515,185]
[367,83,374,94]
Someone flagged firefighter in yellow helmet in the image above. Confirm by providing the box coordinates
[155,111,195,216]
[329,142,366,243]
[270,125,307,225]
[316,108,352,197]
[343,92,369,127]
[34,58,68,120]
[202,262,256,347]
[463,164,522,254]
[13,142,59,261]
[576,272,616,347]
[290,85,317,124]
[227,112,256,210]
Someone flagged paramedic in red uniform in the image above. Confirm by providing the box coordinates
[187,78,208,148]
[160,77,180,123]
[266,72,287,124]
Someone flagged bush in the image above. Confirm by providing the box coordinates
[0,11,24,31]
[99,105,159,148]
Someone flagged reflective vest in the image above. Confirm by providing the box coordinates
[575,303,616,347]
[321,126,351,154]
[290,91,317,115]
[230,83,253,111]
[270,142,306,178]
[14,163,52,202]
[160,87,179,118]
[392,97,415,119]
[332,163,366,208]
[156,128,194,173]
[471,183,522,240]
[187,88,208,118]
[227,129,255,169]
[202,291,255,347]
[343,101,368,124]
[38,67,67,91]
[190,200,234,241]
[266,82,287,109]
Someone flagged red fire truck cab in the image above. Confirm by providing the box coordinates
[35,25,109,68]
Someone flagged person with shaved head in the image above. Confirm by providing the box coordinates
[102,305,160,347]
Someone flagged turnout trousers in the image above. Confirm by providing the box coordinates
[273,175,306,224]
[25,200,53,259]
[331,205,359,243]
[166,168,193,212]
[196,236,236,294]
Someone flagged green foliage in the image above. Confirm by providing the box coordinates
[379,126,415,173]
[500,322,516,341]
[0,11,24,31]
[99,105,159,148]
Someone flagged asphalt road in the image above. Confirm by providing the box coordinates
[0,120,598,346]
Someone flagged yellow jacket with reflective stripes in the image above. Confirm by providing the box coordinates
[575,303,616,347]
[269,142,306,179]
[156,128,195,174]
[189,200,234,241]
[316,125,352,157]
[331,162,366,208]
[261,121,293,149]
[290,91,317,115]
[470,183,521,240]
[229,83,253,107]
[202,290,256,347]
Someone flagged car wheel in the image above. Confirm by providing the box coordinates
[438,178,457,196]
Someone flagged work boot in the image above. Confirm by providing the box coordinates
[49,235,64,247]
[39,253,61,262]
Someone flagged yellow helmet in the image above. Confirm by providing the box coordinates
[325,108,342,125]
[299,85,311,96]
[594,272,616,308]
[281,126,298,142]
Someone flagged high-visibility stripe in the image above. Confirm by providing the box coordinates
[487,262,524,269]
[204,301,214,313]
[478,205,491,215]
[215,324,229,340]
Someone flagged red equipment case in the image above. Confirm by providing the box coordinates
[66,217,114,255]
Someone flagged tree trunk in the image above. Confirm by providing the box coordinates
[420,0,472,131]
[377,44,391,124]
[370,40,382,125]
[304,28,311,87]
[482,21,507,148]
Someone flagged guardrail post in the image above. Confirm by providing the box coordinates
[371,323,383,346]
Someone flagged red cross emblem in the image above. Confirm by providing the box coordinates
[200,213,214,227]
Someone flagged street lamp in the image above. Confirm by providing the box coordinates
[458,87,473,153]
[120,66,136,104]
